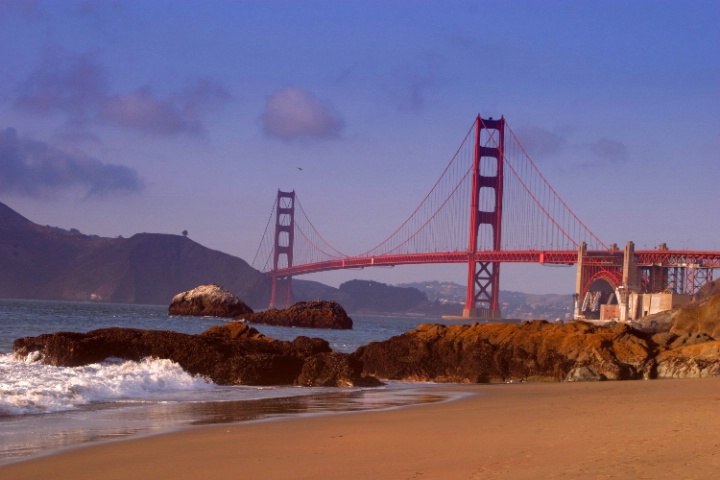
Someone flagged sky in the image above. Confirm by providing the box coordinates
[1,0,718,295]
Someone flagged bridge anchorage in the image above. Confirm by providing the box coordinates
[575,241,719,322]
[253,115,720,321]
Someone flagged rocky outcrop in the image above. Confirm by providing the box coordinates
[243,300,353,329]
[169,284,253,318]
[295,352,380,387]
[635,293,720,379]
[670,295,720,339]
[353,292,720,384]
[13,322,379,388]
[13,294,720,388]
[354,320,659,383]
[655,341,720,378]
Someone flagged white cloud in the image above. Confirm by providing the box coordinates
[260,86,345,140]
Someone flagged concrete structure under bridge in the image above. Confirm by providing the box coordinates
[574,241,716,322]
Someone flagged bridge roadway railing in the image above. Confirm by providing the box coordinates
[271,250,580,277]
[635,251,720,267]
[271,250,720,277]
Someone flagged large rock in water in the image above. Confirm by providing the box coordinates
[13,323,380,387]
[243,300,353,329]
[169,284,253,317]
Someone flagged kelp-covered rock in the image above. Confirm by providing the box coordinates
[169,284,253,318]
[12,323,378,387]
[244,300,352,329]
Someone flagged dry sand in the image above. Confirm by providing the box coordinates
[2,377,719,480]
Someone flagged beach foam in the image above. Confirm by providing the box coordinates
[0,353,215,416]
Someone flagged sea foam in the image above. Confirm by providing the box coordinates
[0,353,215,416]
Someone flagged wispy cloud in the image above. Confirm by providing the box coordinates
[14,50,106,121]
[260,86,345,141]
[98,87,202,136]
[389,54,440,113]
[14,51,231,137]
[587,137,628,163]
[514,126,567,157]
[175,79,233,118]
[0,127,144,197]
[514,124,628,168]
[0,0,42,19]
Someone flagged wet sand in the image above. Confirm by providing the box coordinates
[2,377,719,479]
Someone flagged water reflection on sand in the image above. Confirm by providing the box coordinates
[0,384,460,466]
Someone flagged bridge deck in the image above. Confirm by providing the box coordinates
[271,250,720,277]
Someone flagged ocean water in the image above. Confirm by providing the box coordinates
[0,299,467,465]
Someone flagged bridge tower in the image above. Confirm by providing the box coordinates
[464,116,505,319]
[269,190,295,308]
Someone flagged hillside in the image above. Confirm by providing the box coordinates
[0,201,270,307]
[1,200,579,318]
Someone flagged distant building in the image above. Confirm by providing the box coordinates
[599,292,691,322]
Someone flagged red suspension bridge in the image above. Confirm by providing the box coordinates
[252,116,720,320]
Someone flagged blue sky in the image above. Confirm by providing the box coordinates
[1,0,718,295]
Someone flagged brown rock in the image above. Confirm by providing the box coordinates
[12,325,375,388]
[244,300,353,329]
[295,352,382,388]
[650,331,679,349]
[169,284,253,318]
[655,341,720,378]
[670,295,720,339]
[354,320,656,383]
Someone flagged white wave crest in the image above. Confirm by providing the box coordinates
[0,353,214,416]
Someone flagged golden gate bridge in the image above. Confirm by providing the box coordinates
[252,116,720,320]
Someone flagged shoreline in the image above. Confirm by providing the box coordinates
[0,382,457,466]
[2,377,719,479]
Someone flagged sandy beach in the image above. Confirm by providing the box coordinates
[2,377,718,480]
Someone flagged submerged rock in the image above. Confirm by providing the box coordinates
[243,300,353,329]
[12,323,378,388]
[169,284,253,318]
